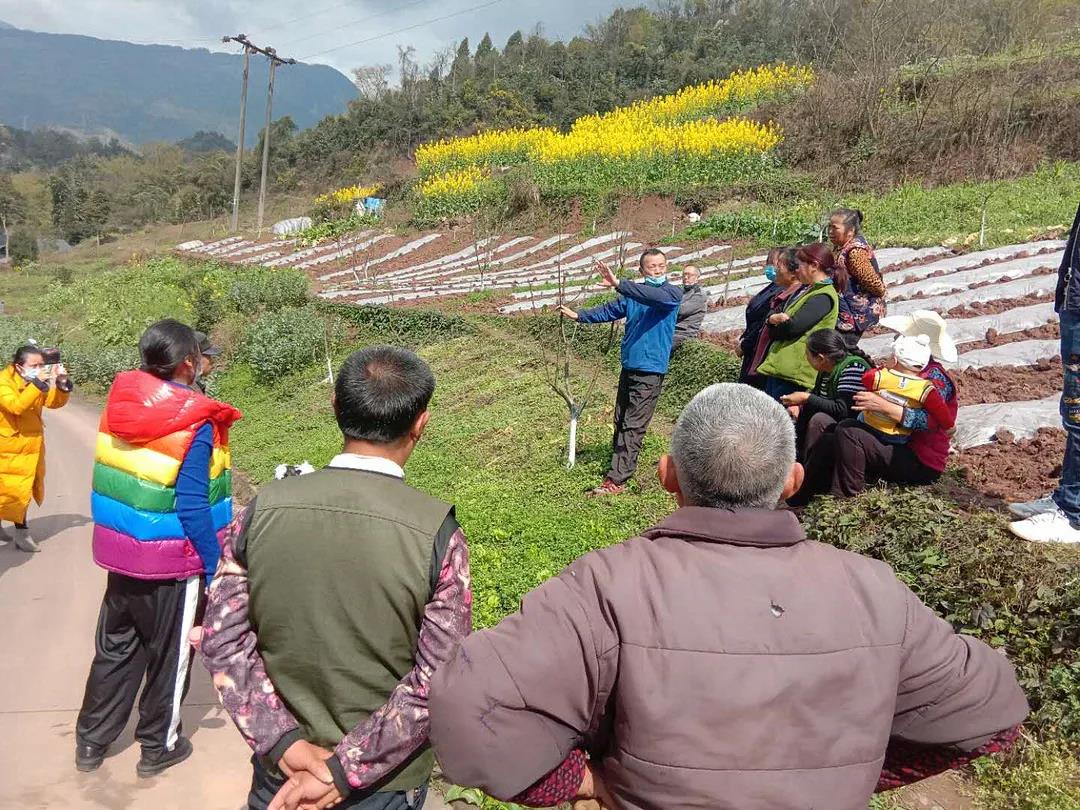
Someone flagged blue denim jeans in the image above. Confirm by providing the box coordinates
[1053,309,1080,527]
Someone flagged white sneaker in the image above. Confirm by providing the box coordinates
[1009,508,1080,544]
[1007,497,1056,519]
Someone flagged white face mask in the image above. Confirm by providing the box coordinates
[18,364,42,382]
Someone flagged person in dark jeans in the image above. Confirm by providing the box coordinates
[559,248,682,496]
[1010,201,1080,543]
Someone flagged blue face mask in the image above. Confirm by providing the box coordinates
[764,264,777,282]
[645,275,668,287]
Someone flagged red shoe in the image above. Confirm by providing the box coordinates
[587,479,626,496]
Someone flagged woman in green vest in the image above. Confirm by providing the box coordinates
[779,329,873,462]
[757,242,846,400]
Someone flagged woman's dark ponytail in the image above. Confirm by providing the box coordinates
[138,319,200,380]
[806,329,874,367]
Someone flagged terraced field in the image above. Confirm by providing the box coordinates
[175,231,1067,503]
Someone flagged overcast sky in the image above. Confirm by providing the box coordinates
[0,0,628,78]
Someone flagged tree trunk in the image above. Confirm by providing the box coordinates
[566,410,578,468]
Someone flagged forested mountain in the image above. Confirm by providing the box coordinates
[0,0,1077,249]
[276,0,1079,182]
[0,125,131,172]
[0,23,356,146]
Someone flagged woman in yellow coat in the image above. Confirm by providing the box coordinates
[0,345,70,552]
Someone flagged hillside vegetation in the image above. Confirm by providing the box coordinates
[3,0,1079,253]
[0,252,1078,807]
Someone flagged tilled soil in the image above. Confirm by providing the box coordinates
[949,360,1062,404]
[945,291,1054,318]
[956,322,1060,352]
[701,331,743,354]
[956,427,1064,503]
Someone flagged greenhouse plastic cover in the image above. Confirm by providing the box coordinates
[953,395,1060,450]
[272,217,312,236]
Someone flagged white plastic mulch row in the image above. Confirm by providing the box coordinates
[330,240,650,298]
[299,235,393,272]
[885,240,1065,285]
[205,239,255,257]
[328,247,650,303]
[954,395,1060,450]
[700,244,1063,334]
[261,231,376,268]
[397,236,541,284]
[885,251,1062,301]
[240,251,281,265]
[184,236,243,254]
[886,273,1056,318]
[376,235,513,282]
[336,233,444,278]
[499,249,746,314]
[953,340,1059,370]
[860,301,1057,356]
[220,240,297,260]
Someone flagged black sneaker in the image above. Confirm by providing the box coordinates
[76,741,107,772]
[136,736,193,778]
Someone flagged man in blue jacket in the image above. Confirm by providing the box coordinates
[560,248,682,495]
[1009,200,1080,543]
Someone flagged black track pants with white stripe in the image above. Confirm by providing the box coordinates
[76,572,205,755]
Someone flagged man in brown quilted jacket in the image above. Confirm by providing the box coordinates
[429,383,1029,810]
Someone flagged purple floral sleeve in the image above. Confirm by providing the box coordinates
[334,527,472,790]
[199,507,302,756]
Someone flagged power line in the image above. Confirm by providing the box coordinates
[255,0,375,34]
[222,35,296,234]
[297,0,512,60]
[279,0,433,50]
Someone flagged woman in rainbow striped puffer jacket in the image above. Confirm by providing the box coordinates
[75,319,241,779]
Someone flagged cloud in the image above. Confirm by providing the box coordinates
[0,0,622,75]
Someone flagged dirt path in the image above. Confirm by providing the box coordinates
[0,399,453,810]
[0,399,252,809]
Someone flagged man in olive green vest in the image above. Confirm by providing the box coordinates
[199,346,472,810]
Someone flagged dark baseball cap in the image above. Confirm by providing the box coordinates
[194,331,223,357]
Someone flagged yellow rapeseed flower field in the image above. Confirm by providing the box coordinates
[533,118,781,162]
[417,166,488,198]
[413,63,812,213]
[416,128,556,178]
[415,63,810,181]
[315,183,382,206]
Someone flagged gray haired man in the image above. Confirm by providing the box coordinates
[672,264,706,349]
[429,384,1028,810]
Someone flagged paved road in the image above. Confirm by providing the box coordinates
[0,399,451,810]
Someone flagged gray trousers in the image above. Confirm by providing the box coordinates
[608,369,665,485]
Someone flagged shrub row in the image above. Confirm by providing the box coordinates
[804,488,1080,739]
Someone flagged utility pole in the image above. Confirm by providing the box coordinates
[222,35,295,234]
[257,50,280,233]
[224,35,251,233]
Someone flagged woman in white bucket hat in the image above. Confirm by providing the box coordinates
[877,310,958,363]
[788,309,960,503]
